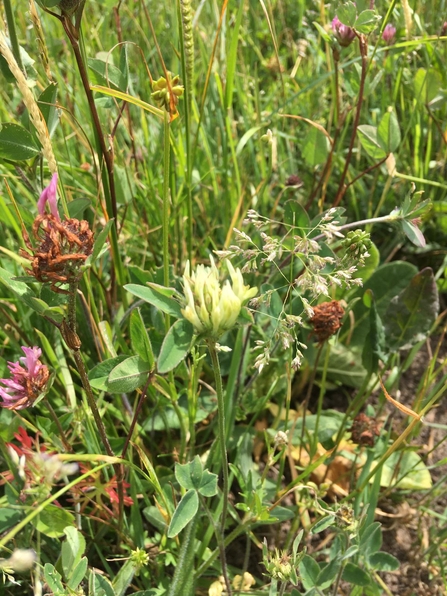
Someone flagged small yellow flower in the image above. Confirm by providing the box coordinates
[233,571,256,590]
[181,257,257,340]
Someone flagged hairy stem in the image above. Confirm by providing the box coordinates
[66,281,124,530]
[207,341,232,596]
[162,110,171,289]
[333,34,368,207]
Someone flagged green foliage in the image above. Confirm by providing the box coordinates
[0,0,445,594]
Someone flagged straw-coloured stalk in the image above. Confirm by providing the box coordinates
[0,29,57,174]
[401,0,413,39]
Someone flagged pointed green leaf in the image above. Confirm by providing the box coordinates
[88,356,127,390]
[378,110,401,153]
[44,564,64,594]
[32,504,75,537]
[130,308,155,366]
[125,284,182,318]
[0,123,40,160]
[302,126,330,166]
[401,219,426,248]
[38,83,59,137]
[62,526,86,581]
[167,490,199,538]
[198,469,218,497]
[384,268,439,349]
[67,557,88,590]
[337,2,357,27]
[107,355,152,393]
[355,10,381,34]
[87,219,115,264]
[368,552,400,571]
[357,125,387,160]
[342,563,370,586]
[299,555,320,590]
[175,456,203,490]
[311,515,335,534]
[316,558,341,589]
[157,319,194,373]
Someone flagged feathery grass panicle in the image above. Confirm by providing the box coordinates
[0,28,57,174]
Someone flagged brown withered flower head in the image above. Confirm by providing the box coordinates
[309,300,345,343]
[350,413,380,447]
[21,174,93,293]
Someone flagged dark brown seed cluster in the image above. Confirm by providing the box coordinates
[21,214,93,293]
[309,300,345,343]
[350,413,380,447]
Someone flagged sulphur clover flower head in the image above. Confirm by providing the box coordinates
[37,173,60,221]
[181,257,257,339]
[0,347,49,410]
[332,16,356,47]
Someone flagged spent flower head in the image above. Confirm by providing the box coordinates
[0,347,49,410]
[181,257,257,340]
[21,175,94,293]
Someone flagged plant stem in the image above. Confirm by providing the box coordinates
[3,0,23,71]
[60,19,117,221]
[46,399,72,452]
[66,281,124,530]
[167,515,198,596]
[121,372,153,459]
[298,344,323,460]
[207,340,232,596]
[58,14,126,302]
[333,34,368,207]
[194,518,253,579]
[162,109,171,290]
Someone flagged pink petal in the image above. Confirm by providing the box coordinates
[37,173,60,220]
[19,346,42,377]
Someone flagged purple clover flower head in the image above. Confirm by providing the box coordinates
[37,173,60,220]
[0,347,49,410]
[382,24,396,44]
[332,16,356,47]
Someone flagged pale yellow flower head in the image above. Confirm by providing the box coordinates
[181,257,257,339]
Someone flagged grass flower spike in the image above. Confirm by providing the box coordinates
[182,257,257,339]
[0,347,49,410]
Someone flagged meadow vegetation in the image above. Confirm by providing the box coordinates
[0,1,446,595]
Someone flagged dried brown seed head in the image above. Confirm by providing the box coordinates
[309,300,345,343]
